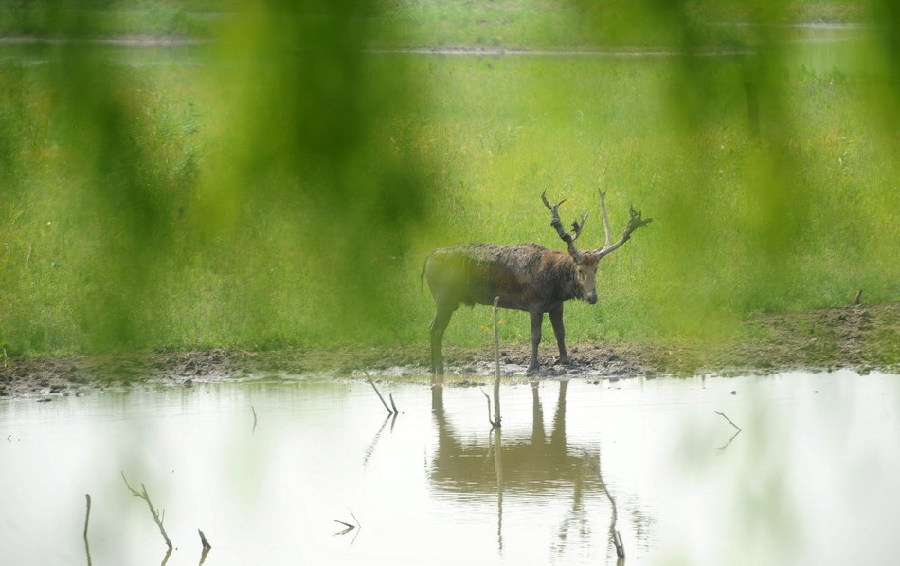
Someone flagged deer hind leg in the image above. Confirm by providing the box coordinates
[548,304,570,365]
[429,302,457,375]
[527,309,544,375]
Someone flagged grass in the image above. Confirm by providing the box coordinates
[0,1,897,356]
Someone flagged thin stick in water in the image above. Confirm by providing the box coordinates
[388,393,399,414]
[586,452,625,559]
[480,388,499,428]
[491,296,501,427]
[83,494,93,566]
[121,472,173,550]
[715,411,742,431]
[367,379,395,415]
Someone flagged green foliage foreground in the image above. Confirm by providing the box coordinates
[0,1,897,355]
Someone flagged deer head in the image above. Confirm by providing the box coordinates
[542,190,652,304]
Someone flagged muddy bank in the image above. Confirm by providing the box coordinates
[1,303,897,398]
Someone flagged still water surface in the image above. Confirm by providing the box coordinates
[1,371,898,565]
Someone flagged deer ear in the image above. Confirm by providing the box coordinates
[568,248,585,263]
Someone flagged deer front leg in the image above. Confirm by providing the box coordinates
[548,304,570,365]
[528,309,544,375]
[429,303,456,375]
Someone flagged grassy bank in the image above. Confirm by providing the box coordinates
[0,1,897,357]
[0,1,877,45]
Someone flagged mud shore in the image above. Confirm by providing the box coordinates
[2,303,897,398]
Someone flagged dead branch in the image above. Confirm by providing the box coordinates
[198,529,211,565]
[389,393,399,414]
[121,472,172,551]
[83,494,93,566]
[715,411,742,431]
[585,452,625,559]
[715,411,742,451]
[334,513,361,538]
[481,389,499,428]
[368,379,396,415]
[334,519,355,532]
[251,405,258,432]
[491,296,501,428]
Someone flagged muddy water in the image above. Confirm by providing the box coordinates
[1,371,898,565]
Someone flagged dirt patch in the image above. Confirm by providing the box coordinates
[1,303,897,398]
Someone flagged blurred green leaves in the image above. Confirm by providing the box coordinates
[0,1,897,354]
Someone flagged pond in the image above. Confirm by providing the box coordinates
[2,370,898,565]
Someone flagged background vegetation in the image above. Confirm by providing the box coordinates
[0,0,897,356]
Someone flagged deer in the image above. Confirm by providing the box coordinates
[423,190,652,375]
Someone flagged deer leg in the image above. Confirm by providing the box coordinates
[527,310,544,375]
[429,303,456,375]
[548,305,570,365]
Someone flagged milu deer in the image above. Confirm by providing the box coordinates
[423,190,651,375]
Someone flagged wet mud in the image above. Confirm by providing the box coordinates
[1,303,897,398]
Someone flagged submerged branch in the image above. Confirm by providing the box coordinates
[121,472,173,550]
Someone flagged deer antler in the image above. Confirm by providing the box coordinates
[593,190,653,259]
[542,190,587,261]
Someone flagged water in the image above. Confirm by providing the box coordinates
[2,371,898,565]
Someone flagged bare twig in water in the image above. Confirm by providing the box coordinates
[481,388,500,428]
[83,494,93,566]
[198,529,211,549]
[334,519,355,533]
[198,529,211,565]
[585,452,625,559]
[715,411,742,451]
[368,379,396,415]
[334,513,362,538]
[491,296,501,427]
[715,411,742,431]
[389,393,399,414]
[251,405,258,432]
[121,472,173,551]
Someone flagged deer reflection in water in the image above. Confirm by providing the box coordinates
[429,378,641,561]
